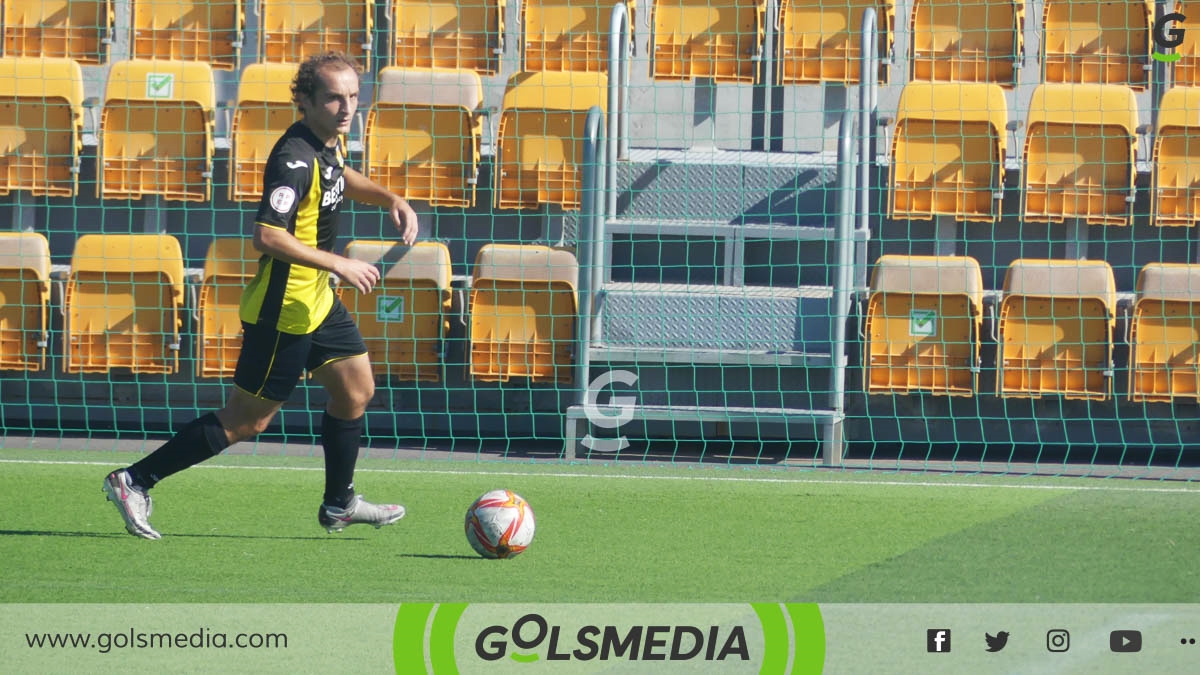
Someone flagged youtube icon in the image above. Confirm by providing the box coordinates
[1110,630,1142,653]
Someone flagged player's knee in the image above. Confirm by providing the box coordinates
[333,384,374,417]
[359,379,376,407]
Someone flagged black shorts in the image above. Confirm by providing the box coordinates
[233,298,368,402]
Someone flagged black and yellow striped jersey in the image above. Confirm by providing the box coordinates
[240,122,347,334]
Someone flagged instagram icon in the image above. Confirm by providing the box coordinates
[1047,630,1070,652]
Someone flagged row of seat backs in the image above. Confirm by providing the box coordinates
[1,0,365,71]
[888,81,1200,228]
[866,254,1200,403]
[0,232,186,373]
[0,57,215,201]
[0,57,604,211]
[0,233,579,386]
[203,240,580,384]
[9,0,1200,87]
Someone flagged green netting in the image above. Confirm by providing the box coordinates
[0,0,1197,479]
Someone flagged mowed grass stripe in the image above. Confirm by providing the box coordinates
[3,453,1200,495]
[806,489,1200,603]
[2,460,1063,603]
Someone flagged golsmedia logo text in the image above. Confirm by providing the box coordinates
[474,613,750,663]
[393,603,826,673]
[1153,12,1187,62]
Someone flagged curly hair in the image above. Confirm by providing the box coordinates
[291,52,362,111]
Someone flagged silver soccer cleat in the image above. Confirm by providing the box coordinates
[318,495,406,533]
[102,469,161,540]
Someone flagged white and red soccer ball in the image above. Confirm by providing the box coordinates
[465,489,536,559]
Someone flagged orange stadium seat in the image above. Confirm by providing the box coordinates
[909,0,1024,87]
[1041,0,1151,89]
[1175,2,1200,86]
[521,0,635,73]
[0,57,85,198]
[469,244,577,384]
[340,240,452,382]
[889,82,1009,223]
[3,0,113,65]
[365,67,483,208]
[866,255,984,396]
[494,71,607,211]
[651,0,766,83]
[99,59,216,202]
[1022,83,1139,226]
[391,0,504,74]
[777,0,894,85]
[1152,86,1200,227]
[260,0,373,71]
[997,259,1116,400]
[196,238,259,378]
[229,63,300,202]
[65,234,186,374]
[130,0,244,70]
[0,232,50,371]
[1130,263,1200,402]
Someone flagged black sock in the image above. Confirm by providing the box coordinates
[128,413,231,490]
[322,412,363,509]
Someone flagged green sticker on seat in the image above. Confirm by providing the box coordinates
[909,310,936,337]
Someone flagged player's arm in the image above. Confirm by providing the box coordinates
[342,166,419,246]
[253,152,380,293]
[253,225,378,295]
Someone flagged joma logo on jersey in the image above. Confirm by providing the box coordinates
[321,175,345,209]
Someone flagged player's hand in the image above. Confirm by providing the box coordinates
[336,257,382,294]
[390,197,419,246]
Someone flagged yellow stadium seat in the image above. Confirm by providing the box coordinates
[1152,86,1200,227]
[260,0,373,70]
[1130,263,1200,402]
[365,67,482,207]
[197,238,259,378]
[1041,0,1151,88]
[1022,83,1139,226]
[865,255,984,396]
[997,259,1116,400]
[0,57,85,198]
[65,234,186,374]
[99,60,216,202]
[469,244,577,384]
[494,71,607,211]
[130,0,244,70]
[2,0,113,65]
[1176,3,1200,86]
[909,0,1024,87]
[229,63,299,202]
[340,240,452,382]
[651,0,766,83]
[521,0,635,73]
[392,0,504,74]
[0,232,50,371]
[889,82,1009,223]
[778,0,894,85]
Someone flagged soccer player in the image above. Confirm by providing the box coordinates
[102,52,418,539]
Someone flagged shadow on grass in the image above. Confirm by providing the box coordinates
[397,553,486,561]
[0,529,363,541]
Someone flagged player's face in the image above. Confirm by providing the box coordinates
[301,65,359,143]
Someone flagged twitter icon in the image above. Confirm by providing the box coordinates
[986,632,1010,652]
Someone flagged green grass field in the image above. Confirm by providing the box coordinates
[3,448,1199,603]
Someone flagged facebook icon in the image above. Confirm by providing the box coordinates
[927,629,952,653]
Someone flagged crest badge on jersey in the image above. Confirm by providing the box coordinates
[270,186,297,213]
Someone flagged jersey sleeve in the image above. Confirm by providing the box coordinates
[254,143,313,232]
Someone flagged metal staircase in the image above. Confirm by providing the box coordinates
[561,5,880,463]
